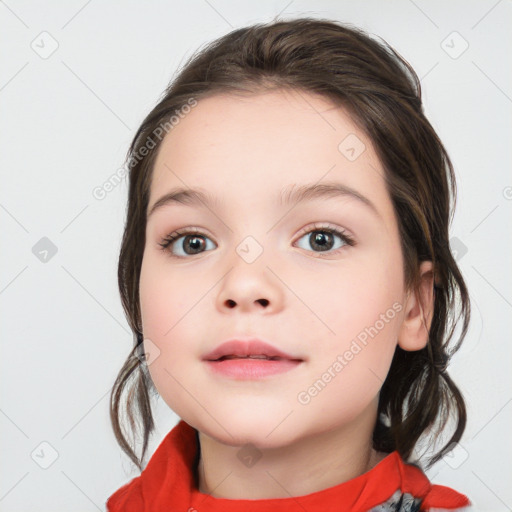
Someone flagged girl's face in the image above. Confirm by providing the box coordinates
[140,89,409,448]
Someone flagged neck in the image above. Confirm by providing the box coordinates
[196,403,386,499]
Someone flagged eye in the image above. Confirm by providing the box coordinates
[158,227,216,258]
[158,223,356,259]
[294,223,355,257]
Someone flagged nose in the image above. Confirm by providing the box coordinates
[224,297,269,309]
[215,260,285,315]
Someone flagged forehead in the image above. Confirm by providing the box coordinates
[148,90,395,225]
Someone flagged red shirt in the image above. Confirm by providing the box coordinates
[107,420,472,511]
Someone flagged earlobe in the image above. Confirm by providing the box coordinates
[397,261,435,352]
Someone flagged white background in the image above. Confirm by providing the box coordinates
[1,1,511,510]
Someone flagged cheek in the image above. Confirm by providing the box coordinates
[139,252,191,331]
[139,259,199,409]
[139,259,169,334]
[308,253,402,370]
[139,257,187,368]
[139,254,212,373]
[317,265,399,323]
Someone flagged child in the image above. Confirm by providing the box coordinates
[107,17,473,511]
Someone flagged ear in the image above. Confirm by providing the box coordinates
[397,261,435,351]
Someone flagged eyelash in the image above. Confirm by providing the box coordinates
[158,223,356,259]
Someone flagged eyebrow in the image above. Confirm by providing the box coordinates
[147,181,381,219]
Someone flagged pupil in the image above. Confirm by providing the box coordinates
[311,231,333,251]
[185,235,204,254]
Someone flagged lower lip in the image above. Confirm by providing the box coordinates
[204,358,302,379]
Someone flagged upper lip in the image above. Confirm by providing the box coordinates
[202,337,303,361]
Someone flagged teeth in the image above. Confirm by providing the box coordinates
[219,355,281,360]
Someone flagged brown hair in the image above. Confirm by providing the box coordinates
[110,16,470,473]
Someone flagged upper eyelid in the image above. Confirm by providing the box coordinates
[163,223,354,244]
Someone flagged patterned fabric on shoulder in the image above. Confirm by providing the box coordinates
[369,490,422,511]
[369,489,474,512]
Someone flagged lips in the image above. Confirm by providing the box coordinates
[216,354,283,361]
[202,338,303,362]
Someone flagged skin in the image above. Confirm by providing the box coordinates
[139,89,434,499]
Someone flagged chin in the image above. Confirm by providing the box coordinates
[198,413,304,449]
